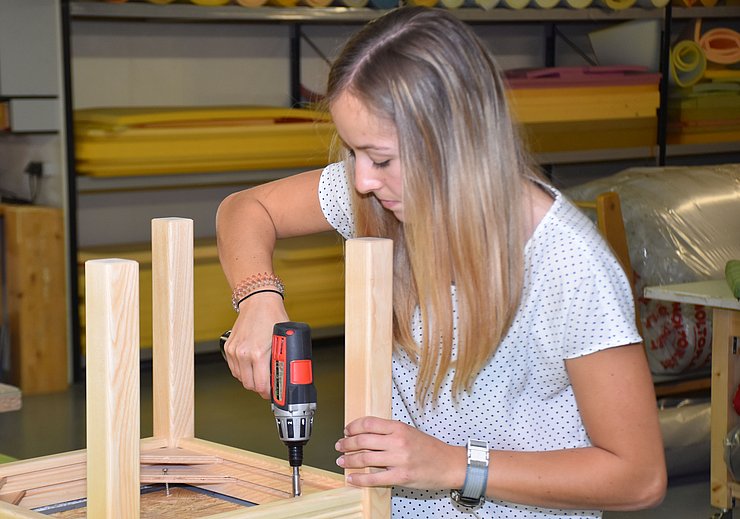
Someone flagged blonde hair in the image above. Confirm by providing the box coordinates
[326,7,544,402]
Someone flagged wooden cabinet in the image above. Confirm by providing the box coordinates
[0,204,68,394]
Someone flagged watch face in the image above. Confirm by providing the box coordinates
[467,440,490,466]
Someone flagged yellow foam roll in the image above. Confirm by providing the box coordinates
[695,21,740,66]
[635,0,668,6]
[594,0,636,8]
[464,0,500,8]
[501,0,530,8]
[236,0,269,6]
[301,0,333,6]
[533,0,560,8]
[188,0,231,4]
[564,0,593,8]
[670,40,707,88]
[267,0,299,5]
[406,0,438,5]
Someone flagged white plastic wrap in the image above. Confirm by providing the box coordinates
[565,164,740,375]
[659,398,710,478]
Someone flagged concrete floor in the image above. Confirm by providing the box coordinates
[0,338,716,518]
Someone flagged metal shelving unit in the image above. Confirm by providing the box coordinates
[67,2,740,22]
[62,0,740,380]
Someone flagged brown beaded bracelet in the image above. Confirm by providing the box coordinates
[231,272,285,312]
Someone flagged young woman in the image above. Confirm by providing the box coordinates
[216,7,666,517]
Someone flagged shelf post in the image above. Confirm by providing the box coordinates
[657,4,671,166]
[290,23,302,108]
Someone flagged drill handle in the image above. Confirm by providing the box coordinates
[271,322,317,410]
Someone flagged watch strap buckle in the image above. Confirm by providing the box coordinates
[450,489,485,509]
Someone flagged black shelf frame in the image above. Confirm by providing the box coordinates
[62,0,740,380]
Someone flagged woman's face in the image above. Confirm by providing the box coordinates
[331,92,404,222]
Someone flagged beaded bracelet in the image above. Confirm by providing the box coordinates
[235,289,285,311]
[231,272,285,312]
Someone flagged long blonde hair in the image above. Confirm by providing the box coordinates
[326,7,543,402]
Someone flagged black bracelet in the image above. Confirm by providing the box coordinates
[236,289,284,311]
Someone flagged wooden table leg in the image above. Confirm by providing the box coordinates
[344,238,393,519]
[711,308,740,511]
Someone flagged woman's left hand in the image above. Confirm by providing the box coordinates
[335,416,465,490]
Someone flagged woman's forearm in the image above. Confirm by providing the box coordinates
[216,189,279,288]
[484,446,665,511]
[216,169,329,288]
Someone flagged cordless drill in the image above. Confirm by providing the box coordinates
[219,322,317,497]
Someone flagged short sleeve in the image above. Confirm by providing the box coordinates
[564,259,642,359]
[318,162,355,239]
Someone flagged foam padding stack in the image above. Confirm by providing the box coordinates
[74,106,334,177]
[667,22,740,146]
[505,66,660,154]
[667,83,740,145]
[78,232,345,351]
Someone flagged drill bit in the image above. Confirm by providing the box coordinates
[163,467,170,496]
[292,466,301,497]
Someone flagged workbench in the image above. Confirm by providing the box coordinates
[644,280,740,516]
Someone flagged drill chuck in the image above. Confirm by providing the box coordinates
[272,403,316,445]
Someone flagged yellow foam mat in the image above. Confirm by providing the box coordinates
[75,106,335,177]
[509,95,659,123]
[522,118,656,153]
[506,85,659,124]
[667,129,740,144]
[74,105,329,127]
[78,232,344,351]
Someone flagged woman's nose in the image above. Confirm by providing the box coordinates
[354,162,383,194]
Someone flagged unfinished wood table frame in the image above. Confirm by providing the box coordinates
[0,218,392,519]
[645,280,740,515]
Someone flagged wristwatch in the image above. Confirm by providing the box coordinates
[450,439,490,509]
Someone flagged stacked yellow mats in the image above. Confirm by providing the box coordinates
[77,232,345,351]
[668,82,740,145]
[74,106,335,177]
[667,21,740,145]
[504,66,661,154]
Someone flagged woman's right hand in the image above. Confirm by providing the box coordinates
[223,291,289,399]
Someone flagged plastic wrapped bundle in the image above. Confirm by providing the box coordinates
[565,164,740,375]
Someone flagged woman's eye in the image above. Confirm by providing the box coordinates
[373,160,390,169]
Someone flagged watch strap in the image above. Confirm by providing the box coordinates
[451,439,489,509]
